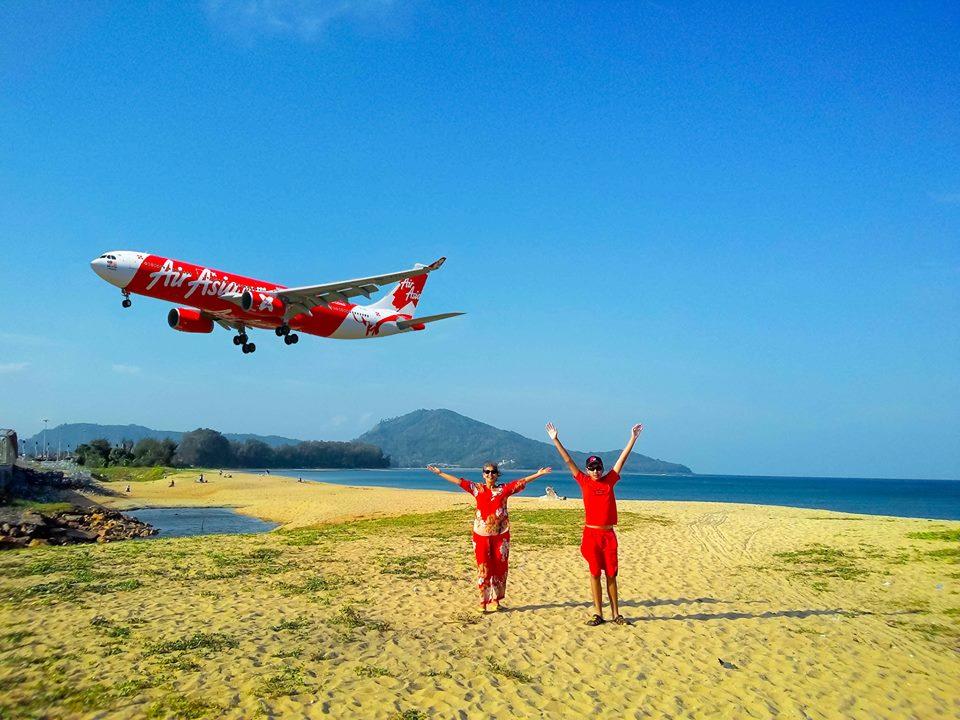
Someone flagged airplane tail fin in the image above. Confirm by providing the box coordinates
[365,257,445,314]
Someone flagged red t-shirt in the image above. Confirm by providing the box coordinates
[458,478,529,536]
[575,469,620,526]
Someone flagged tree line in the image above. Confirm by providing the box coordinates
[74,428,390,469]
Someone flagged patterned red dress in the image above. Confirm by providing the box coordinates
[458,478,530,607]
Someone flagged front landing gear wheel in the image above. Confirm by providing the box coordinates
[121,298,132,308]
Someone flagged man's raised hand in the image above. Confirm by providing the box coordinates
[537,467,553,477]
[426,465,441,475]
[546,422,559,441]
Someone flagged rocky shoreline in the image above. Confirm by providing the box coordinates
[0,506,157,549]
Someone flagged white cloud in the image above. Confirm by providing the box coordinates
[204,0,402,41]
[0,362,28,374]
[112,364,141,375]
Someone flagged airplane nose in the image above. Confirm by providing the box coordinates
[90,257,108,280]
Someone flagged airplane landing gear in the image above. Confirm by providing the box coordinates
[274,324,290,337]
[121,291,131,308]
[283,334,299,345]
[233,330,254,354]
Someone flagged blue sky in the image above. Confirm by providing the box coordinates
[1,1,957,479]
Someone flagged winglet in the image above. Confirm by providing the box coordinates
[427,256,446,271]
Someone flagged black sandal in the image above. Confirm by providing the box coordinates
[613,615,629,625]
[585,614,605,626]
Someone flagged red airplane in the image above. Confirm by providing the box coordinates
[91,251,463,354]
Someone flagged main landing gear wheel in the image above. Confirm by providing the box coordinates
[283,334,299,345]
[275,325,291,337]
[241,343,256,354]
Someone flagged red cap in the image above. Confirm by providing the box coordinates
[585,455,604,470]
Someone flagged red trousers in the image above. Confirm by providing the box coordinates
[472,531,510,606]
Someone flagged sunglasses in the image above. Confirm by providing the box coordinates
[587,466,603,472]
[483,469,500,475]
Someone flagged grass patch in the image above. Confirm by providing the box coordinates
[91,466,181,484]
[1,630,32,647]
[5,550,95,578]
[206,547,287,576]
[271,616,311,632]
[146,693,221,719]
[276,573,352,597]
[356,664,391,678]
[906,529,960,542]
[391,711,428,720]
[90,615,132,638]
[256,666,305,697]
[278,508,673,548]
[379,555,435,579]
[327,605,390,632]
[485,656,534,683]
[1,577,141,604]
[5,499,74,514]
[769,544,872,582]
[925,547,960,563]
[146,631,239,655]
[943,608,960,618]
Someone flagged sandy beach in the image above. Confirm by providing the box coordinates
[2,470,959,719]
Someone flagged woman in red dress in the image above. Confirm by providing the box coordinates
[428,462,552,612]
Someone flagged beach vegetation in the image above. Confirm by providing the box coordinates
[391,710,428,720]
[485,656,535,683]
[146,631,239,655]
[270,616,311,632]
[769,544,872,582]
[256,666,306,697]
[5,549,95,577]
[278,508,673,548]
[1,629,32,647]
[925,547,960,563]
[356,663,392,678]
[327,605,390,632]
[146,693,222,719]
[276,573,352,597]
[2,577,141,604]
[906,529,960,542]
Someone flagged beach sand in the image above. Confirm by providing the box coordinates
[1,470,959,719]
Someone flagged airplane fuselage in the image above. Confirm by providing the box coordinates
[91,251,412,339]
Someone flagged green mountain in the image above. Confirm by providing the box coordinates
[21,423,302,452]
[356,409,692,474]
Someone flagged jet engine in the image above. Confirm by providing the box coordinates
[167,308,214,333]
[241,290,285,316]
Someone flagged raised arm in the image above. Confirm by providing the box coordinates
[517,467,552,484]
[545,423,581,477]
[612,424,643,475]
[427,465,464,486]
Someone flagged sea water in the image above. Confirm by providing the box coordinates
[251,469,960,521]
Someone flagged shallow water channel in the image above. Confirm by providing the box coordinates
[126,507,278,538]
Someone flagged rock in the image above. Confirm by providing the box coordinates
[28,539,49,547]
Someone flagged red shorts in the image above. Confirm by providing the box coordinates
[580,527,618,577]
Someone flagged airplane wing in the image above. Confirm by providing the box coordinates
[270,257,447,316]
[396,312,464,330]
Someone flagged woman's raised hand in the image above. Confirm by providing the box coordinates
[426,465,442,475]
[537,467,553,477]
[545,422,558,440]
[630,423,644,440]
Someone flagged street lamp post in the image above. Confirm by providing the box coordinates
[42,418,49,461]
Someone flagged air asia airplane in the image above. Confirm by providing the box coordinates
[90,251,463,354]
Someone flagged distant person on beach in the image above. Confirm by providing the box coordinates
[546,421,643,626]
[168,479,175,488]
[427,462,552,612]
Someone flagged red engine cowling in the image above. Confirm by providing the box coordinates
[167,308,214,333]
[241,290,285,316]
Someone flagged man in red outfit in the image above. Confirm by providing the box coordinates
[546,421,643,626]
